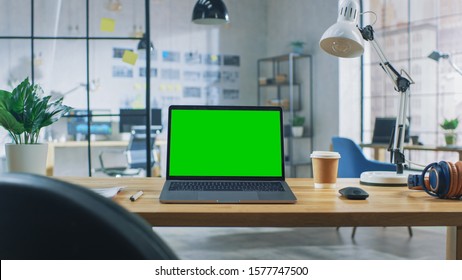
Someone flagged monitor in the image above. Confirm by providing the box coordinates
[67,109,112,136]
[372,117,409,144]
[119,108,162,133]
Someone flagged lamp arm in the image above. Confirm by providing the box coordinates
[359,24,415,174]
[62,83,86,96]
[359,25,414,92]
[448,57,462,76]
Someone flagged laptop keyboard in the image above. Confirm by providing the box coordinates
[169,181,285,192]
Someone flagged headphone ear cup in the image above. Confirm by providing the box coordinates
[438,161,452,198]
[455,161,462,198]
[446,162,457,198]
[421,162,440,197]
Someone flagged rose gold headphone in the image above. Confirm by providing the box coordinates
[407,161,462,199]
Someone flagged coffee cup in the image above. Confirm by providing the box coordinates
[310,151,341,188]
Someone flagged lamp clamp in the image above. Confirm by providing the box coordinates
[359,25,374,41]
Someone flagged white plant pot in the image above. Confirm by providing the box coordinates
[5,143,48,175]
[291,126,304,137]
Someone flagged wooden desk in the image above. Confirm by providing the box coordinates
[360,143,462,161]
[61,177,462,260]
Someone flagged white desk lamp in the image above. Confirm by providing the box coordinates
[428,50,462,76]
[320,0,414,185]
[50,79,100,101]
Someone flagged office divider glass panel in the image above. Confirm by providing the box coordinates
[88,39,145,112]
[33,39,87,106]
[89,0,145,38]
[0,40,32,87]
[0,0,31,36]
[0,0,150,177]
[34,0,86,37]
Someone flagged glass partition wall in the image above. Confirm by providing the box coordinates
[1,1,313,177]
[0,0,154,176]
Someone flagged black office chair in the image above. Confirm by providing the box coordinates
[0,173,177,259]
[99,127,158,177]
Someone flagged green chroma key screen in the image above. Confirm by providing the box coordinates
[168,108,283,177]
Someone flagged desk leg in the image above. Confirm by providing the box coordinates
[371,147,380,160]
[446,226,462,260]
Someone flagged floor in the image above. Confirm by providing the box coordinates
[154,226,447,260]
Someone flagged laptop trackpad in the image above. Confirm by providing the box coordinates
[198,192,258,203]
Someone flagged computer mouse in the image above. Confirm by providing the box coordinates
[339,186,369,200]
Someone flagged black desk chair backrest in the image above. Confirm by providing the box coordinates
[0,173,177,260]
[98,127,159,176]
[127,126,158,169]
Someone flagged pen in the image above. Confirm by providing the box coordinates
[130,191,144,202]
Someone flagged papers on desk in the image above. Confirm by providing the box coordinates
[92,186,125,199]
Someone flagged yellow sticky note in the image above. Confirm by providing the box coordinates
[175,84,182,92]
[211,55,218,61]
[122,50,138,65]
[159,84,166,91]
[134,83,146,90]
[100,18,115,32]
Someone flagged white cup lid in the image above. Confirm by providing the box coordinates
[310,151,341,159]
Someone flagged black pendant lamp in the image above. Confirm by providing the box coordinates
[192,0,229,25]
[137,33,154,51]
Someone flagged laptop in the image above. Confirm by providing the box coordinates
[159,105,297,204]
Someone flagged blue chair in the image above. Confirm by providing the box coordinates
[331,136,395,178]
[331,136,412,238]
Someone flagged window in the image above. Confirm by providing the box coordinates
[362,0,462,164]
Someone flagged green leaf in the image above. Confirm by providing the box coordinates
[440,118,459,130]
[0,77,73,143]
[0,110,25,135]
[0,90,12,111]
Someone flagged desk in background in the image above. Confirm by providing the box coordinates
[47,139,167,176]
[62,177,462,260]
[360,143,462,162]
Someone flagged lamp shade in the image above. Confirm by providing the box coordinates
[137,33,154,51]
[320,0,364,58]
[192,0,229,25]
[428,50,449,61]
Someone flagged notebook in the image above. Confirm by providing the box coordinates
[159,105,297,204]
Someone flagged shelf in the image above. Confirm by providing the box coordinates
[258,53,311,62]
[258,83,301,87]
[285,135,312,139]
[285,159,312,166]
[258,53,313,177]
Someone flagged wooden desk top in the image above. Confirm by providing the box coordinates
[61,177,462,228]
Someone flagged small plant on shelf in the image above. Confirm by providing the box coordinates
[289,40,306,54]
[291,114,305,137]
[292,114,305,127]
[440,117,459,146]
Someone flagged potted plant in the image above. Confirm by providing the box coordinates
[440,117,459,146]
[0,78,71,174]
[291,114,305,137]
[290,40,306,54]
